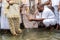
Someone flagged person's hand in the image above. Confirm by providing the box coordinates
[28,15,34,21]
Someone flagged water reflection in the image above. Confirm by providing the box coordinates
[0,29,60,40]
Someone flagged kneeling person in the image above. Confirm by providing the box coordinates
[29,4,57,30]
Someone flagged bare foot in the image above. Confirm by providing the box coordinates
[12,33,18,36]
[16,29,22,34]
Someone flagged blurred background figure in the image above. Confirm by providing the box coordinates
[58,2,60,29]
[0,0,2,29]
[51,0,60,30]
[0,0,2,16]
[1,0,9,29]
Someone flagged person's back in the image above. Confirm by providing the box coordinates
[42,6,55,19]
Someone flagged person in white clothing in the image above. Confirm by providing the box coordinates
[29,4,57,30]
[58,2,60,29]
[0,0,2,29]
[51,0,60,24]
[21,4,38,28]
[1,0,10,29]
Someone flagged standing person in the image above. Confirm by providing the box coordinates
[0,0,2,16]
[5,0,22,35]
[1,0,10,29]
[58,2,60,29]
[51,0,60,28]
[0,0,2,29]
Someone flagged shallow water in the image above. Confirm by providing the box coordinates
[0,29,60,40]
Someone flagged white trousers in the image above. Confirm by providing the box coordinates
[43,19,57,27]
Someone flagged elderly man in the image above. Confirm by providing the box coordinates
[0,0,2,16]
[29,4,57,30]
[58,2,60,29]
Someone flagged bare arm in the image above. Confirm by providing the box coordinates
[43,0,51,5]
[29,18,45,21]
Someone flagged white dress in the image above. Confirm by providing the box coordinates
[1,0,9,29]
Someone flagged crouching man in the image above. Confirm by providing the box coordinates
[29,4,57,30]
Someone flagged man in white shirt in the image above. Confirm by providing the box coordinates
[29,4,57,30]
